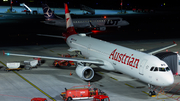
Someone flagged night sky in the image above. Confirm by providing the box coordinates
[1,0,180,10]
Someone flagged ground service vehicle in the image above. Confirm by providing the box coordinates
[53,54,76,67]
[33,57,42,66]
[93,95,110,101]
[4,62,21,71]
[60,83,110,101]
[20,3,38,14]
[31,97,47,101]
[24,59,38,70]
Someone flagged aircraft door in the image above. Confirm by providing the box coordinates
[139,59,147,75]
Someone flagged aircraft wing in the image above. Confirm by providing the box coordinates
[37,34,66,39]
[4,53,104,65]
[144,41,177,55]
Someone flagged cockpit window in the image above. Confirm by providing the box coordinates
[159,68,166,72]
[166,67,170,71]
[150,67,171,72]
[150,67,154,71]
[154,67,158,71]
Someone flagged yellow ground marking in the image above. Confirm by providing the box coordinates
[142,91,149,95]
[142,90,180,99]
[0,61,6,66]
[110,77,118,81]
[0,61,56,101]
[57,53,61,56]
[50,50,54,52]
[13,71,56,101]
[125,83,134,88]
[98,72,104,74]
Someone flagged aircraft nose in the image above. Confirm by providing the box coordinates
[122,20,129,25]
[164,73,174,86]
[167,76,174,85]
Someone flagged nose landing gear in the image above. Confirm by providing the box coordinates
[148,84,157,97]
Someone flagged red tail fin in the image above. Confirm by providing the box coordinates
[63,3,77,38]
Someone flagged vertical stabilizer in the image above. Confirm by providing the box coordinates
[63,3,77,38]
[42,4,63,20]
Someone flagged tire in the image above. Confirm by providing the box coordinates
[149,91,152,96]
[67,62,71,67]
[33,11,37,15]
[4,67,8,71]
[55,64,60,67]
[37,62,41,66]
[67,97,72,101]
[152,91,156,95]
[26,11,30,15]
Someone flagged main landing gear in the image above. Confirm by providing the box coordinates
[148,84,157,97]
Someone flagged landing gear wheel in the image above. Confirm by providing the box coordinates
[149,91,152,96]
[148,84,157,97]
[67,97,72,101]
[149,91,156,96]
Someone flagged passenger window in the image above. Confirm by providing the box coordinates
[150,67,154,71]
[154,67,158,71]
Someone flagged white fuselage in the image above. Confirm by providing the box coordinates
[66,34,174,87]
[43,18,129,28]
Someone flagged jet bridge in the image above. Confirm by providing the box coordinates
[20,3,37,15]
[80,4,95,15]
[155,52,180,75]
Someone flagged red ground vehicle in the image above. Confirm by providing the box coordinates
[60,83,110,101]
[53,54,76,67]
[132,8,136,12]
[31,97,47,101]
[93,95,110,101]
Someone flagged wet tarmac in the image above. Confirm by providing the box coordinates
[0,9,180,101]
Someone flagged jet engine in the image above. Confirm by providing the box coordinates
[75,65,94,81]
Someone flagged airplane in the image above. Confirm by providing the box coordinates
[5,3,177,97]
[41,4,129,31]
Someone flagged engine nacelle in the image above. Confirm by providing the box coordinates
[94,26,106,31]
[76,65,94,81]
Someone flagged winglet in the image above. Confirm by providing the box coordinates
[173,41,177,45]
[3,51,10,56]
[3,50,5,56]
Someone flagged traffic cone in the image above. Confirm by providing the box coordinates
[70,72,72,75]
[88,82,91,87]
